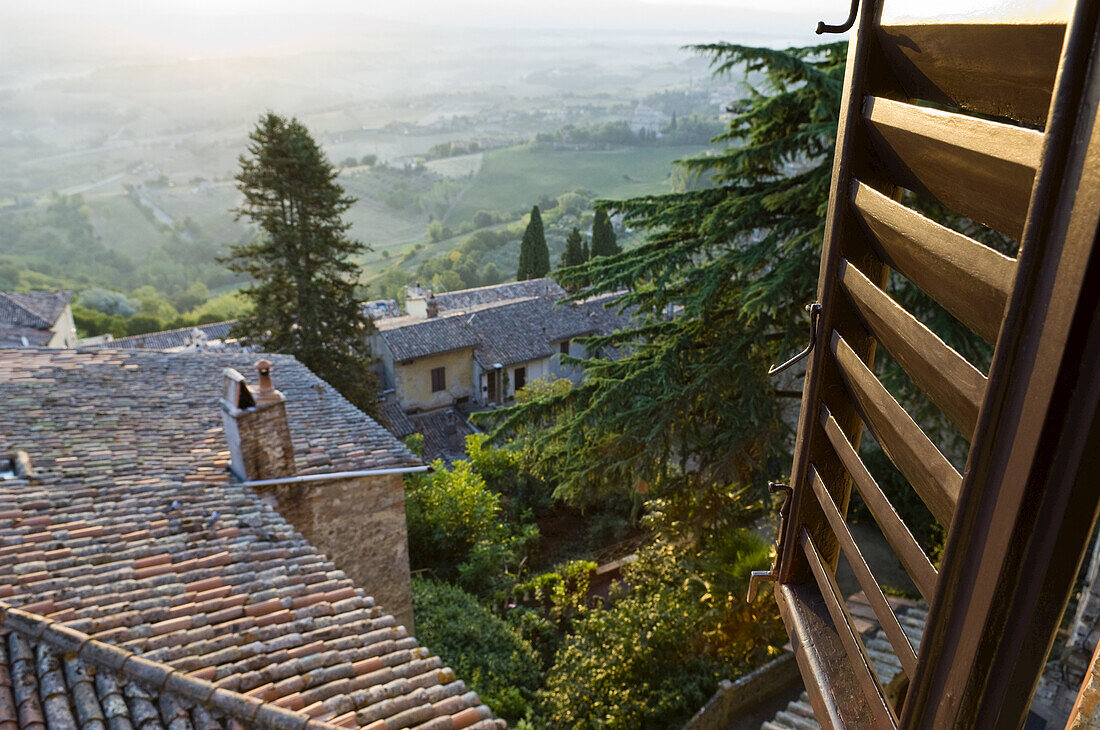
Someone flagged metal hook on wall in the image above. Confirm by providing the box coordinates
[768,302,822,377]
[816,0,859,34]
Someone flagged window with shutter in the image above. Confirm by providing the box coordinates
[748,1,1100,725]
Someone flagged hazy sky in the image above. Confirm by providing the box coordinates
[3,0,825,32]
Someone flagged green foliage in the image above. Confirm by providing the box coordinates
[0,259,20,290]
[537,537,783,730]
[427,220,444,242]
[412,577,541,723]
[403,433,425,458]
[185,292,251,322]
[405,458,537,596]
[464,433,554,523]
[79,287,137,316]
[226,112,379,416]
[517,206,549,280]
[589,209,619,258]
[560,227,586,272]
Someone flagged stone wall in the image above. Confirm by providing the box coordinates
[255,473,415,631]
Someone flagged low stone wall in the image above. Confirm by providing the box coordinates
[682,652,800,730]
[254,473,415,631]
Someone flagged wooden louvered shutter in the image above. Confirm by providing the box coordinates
[763,0,1100,726]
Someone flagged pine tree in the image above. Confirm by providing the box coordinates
[490,42,998,549]
[561,227,586,268]
[516,205,549,280]
[590,209,619,258]
[486,43,849,511]
[226,112,379,416]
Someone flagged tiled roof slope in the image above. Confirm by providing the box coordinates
[374,317,479,363]
[0,349,502,730]
[469,296,629,369]
[379,404,416,441]
[377,296,631,368]
[92,321,240,351]
[0,349,418,479]
[0,291,72,329]
[424,280,565,313]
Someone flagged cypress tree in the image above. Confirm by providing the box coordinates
[581,239,590,261]
[590,209,620,258]
[561,227,586,268]
[226,112,378,416]
[516,205,549,280]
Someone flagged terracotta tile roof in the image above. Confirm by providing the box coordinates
[0,348,418,478]
[0,348,502,730]
[91,321,241,351]
[379,405,416,441]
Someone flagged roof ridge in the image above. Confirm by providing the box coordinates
[0,601,340,730]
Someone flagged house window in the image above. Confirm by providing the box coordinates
[430,366,446,392]
[560,339,570,355]
[514,366,526,391]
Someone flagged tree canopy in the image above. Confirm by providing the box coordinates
[225,112,378,415]
[517,205,550,280]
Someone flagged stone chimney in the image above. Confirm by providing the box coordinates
[220,360,297,482]
[425,294,439,318]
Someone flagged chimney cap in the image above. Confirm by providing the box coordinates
[253,359,281,405]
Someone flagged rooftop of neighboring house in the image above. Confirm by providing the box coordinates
[407,409,478,464]
[405,278,566,314]
[0,348,502,730]
[375,293,631,367]
[0,290,73,347]
[373,312,482,362]
[85,320,241,351]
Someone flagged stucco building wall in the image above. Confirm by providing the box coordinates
[394,348,474,411]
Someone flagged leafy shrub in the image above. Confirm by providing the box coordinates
[536,537,784,730]
[412,577,541,723]
[405,459,536,596]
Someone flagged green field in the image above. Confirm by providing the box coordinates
[85,195,167,263]
[426,153,483,179]
[444,145,704,224]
